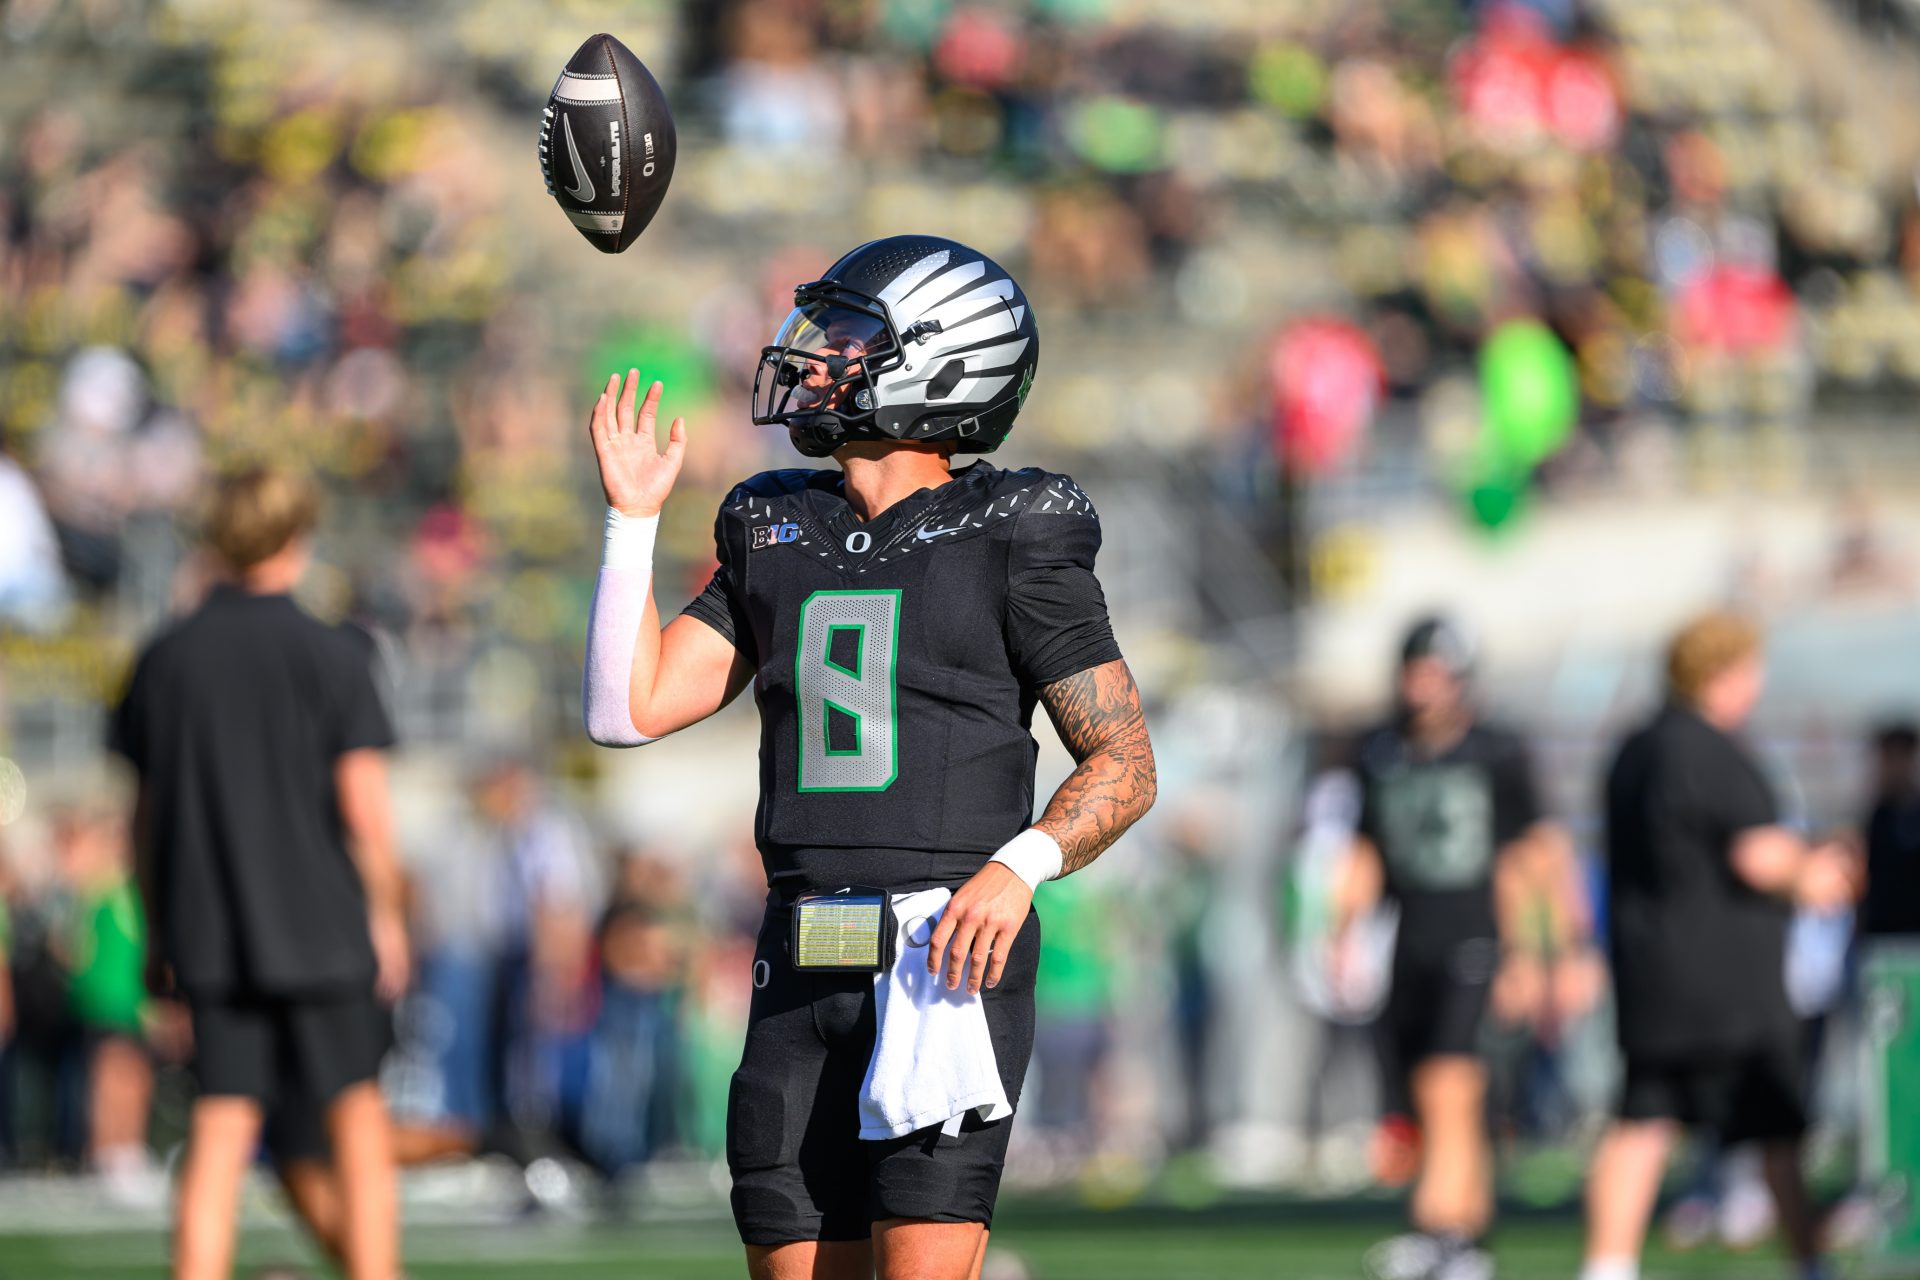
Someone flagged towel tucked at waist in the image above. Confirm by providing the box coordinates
[858,887,1012,1140]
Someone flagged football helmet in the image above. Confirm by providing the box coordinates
[753,235,1040,458]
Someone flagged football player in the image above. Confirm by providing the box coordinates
[1332,617,1589,1280]
[580,236,1157,1280]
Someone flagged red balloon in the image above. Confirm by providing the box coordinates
[1676,264,1797,354]
[1269,317,1384,475]
[1450,9,1620,152]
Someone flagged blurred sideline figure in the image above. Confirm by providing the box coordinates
[1580,611,1860,1280]
[54,804,169,1202]
[109,469,407,1280]
[1859,723,1920,942]
[1334,617,1588,1280]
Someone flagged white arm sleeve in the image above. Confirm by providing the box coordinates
[582,509,660,747]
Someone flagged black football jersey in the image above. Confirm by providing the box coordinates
[682,461,1121,894]
[1354,721,1542,955]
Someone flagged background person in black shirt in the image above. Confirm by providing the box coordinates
[1334,617,1588,1280]
[1860,722,1920,940]
[1579,611,1859,1280]
[110,469,407,1280]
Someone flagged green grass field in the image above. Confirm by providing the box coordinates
[0,1203,1806,1279]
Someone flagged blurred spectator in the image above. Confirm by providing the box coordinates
[477,759,600,1148]
[1859,722,1920,940]
[399,757,600,1160]
[1161,813,1221,1153]
[576,853,690,1180]
[0,444,66,627]
[1028,872,1117,1162]
[52,804,161,1202]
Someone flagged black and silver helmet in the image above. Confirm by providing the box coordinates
[753,235,1040,458]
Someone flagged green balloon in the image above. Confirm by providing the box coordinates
[1249,42,1328,120]
[1480,321,1577,467]
[1068,96,1165,174]
[1461,452,1530,532]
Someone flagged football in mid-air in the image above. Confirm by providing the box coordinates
[538,33,677,254]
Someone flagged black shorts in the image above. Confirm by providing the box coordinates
[727,902,1040,1246]
[1375,936,1497,1102]
[1617,1041,1807,1144]
[188,988,388,1117]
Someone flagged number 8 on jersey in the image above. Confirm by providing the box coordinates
[795,589,901,792]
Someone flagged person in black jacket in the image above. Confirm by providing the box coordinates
[111,468,407,1280]
[1579,611,1858,1280]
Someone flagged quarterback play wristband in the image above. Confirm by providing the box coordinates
[582,509,659,746]
[989,828,1064,891]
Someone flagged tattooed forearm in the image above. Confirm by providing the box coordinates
[1033,659,1157,876]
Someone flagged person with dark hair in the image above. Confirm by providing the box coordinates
[110,467,407,1280]
[1580,611,1859,1280]
[1335,616,1585,1280]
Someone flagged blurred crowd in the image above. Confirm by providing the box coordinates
[3,0,1920,1215]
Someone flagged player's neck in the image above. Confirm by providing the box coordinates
[231,542,310,596]
[1408,704,1471,753]
[836,445,954,522]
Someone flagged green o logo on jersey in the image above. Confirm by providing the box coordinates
[794,589,902,792]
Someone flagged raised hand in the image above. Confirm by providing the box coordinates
[589,369,687,518]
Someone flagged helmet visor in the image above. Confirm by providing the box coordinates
[754,299,897,423]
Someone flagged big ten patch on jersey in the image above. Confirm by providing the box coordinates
[751,521,801,550]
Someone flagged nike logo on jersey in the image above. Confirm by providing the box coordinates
[915,523,968,541]
[561,114,594,202]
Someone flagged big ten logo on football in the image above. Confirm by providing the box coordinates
[751,522,801,551]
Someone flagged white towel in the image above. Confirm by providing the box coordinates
[858,887,1013,1141]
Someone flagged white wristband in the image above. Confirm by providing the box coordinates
[602,508,658,571]
[988,828,1064,891]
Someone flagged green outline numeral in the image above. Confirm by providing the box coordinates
[823,623,864,679]
[795,590,901,792]
[822,699,863,757]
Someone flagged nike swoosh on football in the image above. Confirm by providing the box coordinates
[561,113,595,203]
[915,524,968,540]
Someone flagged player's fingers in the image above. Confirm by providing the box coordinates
[617,369,640,433]
[664,418,688,465]
[927,912,957,974]
[944,920,979,989]
[592,371,620,433]
[966,925,994,994]
[639,379,664,428]
[589,389,610,440]
[984,935,1011,990]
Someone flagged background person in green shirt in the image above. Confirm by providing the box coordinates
[1030,871,1119,1165]
[54,803,166,1203]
